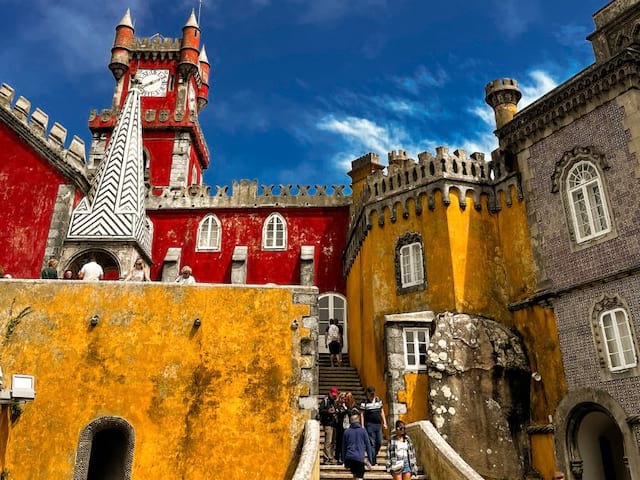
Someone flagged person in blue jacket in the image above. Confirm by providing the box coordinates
[342,413,373,479]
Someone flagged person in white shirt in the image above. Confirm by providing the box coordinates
[78,257,104,281]
[175,265,196,285]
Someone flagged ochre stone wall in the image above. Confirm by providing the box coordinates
[0,281,315,479]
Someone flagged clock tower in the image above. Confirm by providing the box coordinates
[88,9,211,189]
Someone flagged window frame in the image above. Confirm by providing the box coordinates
[196,214,221,252]
[599,307,637,372]
[402,327,429,371]
[394,232,426,295]
[262,212,287,250]
[565,160,611,244]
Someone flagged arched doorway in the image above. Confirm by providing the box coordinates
[66,249,121,281]
[318,293,347,354]
[73,416,135,480]
[575,409,629,479]
[558,396,635,480]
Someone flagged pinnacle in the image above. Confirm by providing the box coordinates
[199,45,209,64]
[184,9,200,29]
[117,8,134,29]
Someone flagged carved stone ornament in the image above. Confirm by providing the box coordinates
[551,146,610,193]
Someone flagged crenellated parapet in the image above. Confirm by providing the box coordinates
[145,179,351,209]
[0,83,89,192]
[132,36,182,59]
[343,146,523,275]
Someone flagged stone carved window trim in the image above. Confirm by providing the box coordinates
[591,295,640,380]
[73,416,135,480]
[196,214,221,251]
[262,212,287,250]
[394,232,426,295]
[551,146,616,248]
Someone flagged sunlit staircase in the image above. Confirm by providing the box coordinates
[318,353,428,479]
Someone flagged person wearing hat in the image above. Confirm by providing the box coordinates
[319,386,340,464]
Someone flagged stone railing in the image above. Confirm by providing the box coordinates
[132,36,181,59]
[291,420,320,480]
[0,83,89,192]
[407,420,484,480]
[146,180,352,209]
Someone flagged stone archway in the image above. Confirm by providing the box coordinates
[73,416,135,480]
[555,389,640,479]
[65,249,121,280]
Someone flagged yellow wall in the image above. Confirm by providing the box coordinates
[0,281,315,479]
[346,186,567,476]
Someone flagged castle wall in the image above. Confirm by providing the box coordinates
[146,130,178,186]
[148,207,349,292]
[0,280,318,479]
[0,123,74,278]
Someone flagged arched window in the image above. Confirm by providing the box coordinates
[566,161,611,243]
[262,213,287,250]
[197,215,221,251]
[319,293,347,354]
[600,307,637,372]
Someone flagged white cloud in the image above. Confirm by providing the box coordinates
[393,65,448,94]
[519,70,558,107]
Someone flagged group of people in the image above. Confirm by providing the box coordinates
[319,385,418,479]
[33,256,198,284]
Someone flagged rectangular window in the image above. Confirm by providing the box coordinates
[600,309,637,371]
[403,328,429,370]
[400,243,424,288]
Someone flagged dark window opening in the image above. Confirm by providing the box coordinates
[87,428,128,480]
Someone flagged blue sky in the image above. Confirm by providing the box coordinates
[1,0,604,189]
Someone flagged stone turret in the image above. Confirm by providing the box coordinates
[485,78,522,130]
[348,152,385,202]
[588,0,640,63]
[179,10,201,79]
[109,9,135,80]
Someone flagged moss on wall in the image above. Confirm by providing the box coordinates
[0,281,315,479]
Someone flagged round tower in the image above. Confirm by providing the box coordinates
[197,45,210,111]
[179,10,201,80]
[109,9,135,81]
[485,78,522,130]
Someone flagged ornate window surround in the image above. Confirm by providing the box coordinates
[394,232,426,295]
[196,214,221,251]
[262,212,287,250]
[73,416,135,480]
[591,294,639,380]
[551,146,617,250]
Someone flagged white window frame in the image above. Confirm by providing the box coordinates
[599,308,637,372]
[566,161,611,244]
[399,242,424,288]
[196,214,221,251]
[403,327,429,371]
[262,213,287,250]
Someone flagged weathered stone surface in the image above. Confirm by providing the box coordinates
[427,312,530,479]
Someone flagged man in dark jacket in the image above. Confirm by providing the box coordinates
[342,414,373,479]
[319,386,339,464]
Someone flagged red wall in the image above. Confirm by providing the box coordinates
[0,123,73,278]
[148,207,349,294]
[145,131,176,186]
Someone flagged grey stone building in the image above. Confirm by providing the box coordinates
[488,1,640,478]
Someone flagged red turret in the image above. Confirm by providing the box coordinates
[197,45,210,111]
[179,10,201,80]
[109,9,135,80]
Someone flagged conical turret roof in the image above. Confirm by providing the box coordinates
[199,45,209,64]
[117,8,134,29]
[184,9,200,29]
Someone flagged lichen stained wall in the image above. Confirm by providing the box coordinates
[0,280,315,479]
[0,123,72,279]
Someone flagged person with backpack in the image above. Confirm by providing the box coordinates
[326,318,342,367]
[319,386,340,464]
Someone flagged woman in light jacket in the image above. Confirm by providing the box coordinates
[386,420,418,479]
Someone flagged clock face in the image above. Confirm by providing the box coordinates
[137,69,169,97]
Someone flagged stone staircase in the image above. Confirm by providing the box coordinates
[318,353,428,479]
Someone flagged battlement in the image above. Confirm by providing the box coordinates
[484,78,522,108]
[0,83,89,190]
[145,180,351,210]
[131,36,182,59]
